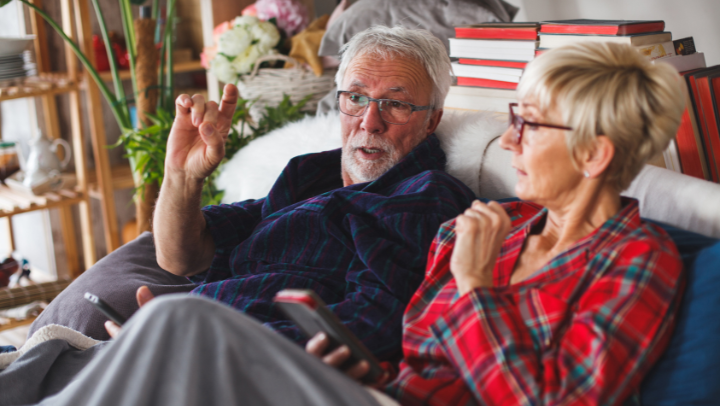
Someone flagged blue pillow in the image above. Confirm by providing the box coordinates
[640,233,720,406]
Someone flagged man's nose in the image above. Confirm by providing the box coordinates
[361,101,386,134]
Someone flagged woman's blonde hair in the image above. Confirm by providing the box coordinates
[518,41,685,191]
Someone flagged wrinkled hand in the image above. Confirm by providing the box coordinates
[305,332,374,382]
[105,286,155,339]
[450,200,511,295]
[165,83,238,181]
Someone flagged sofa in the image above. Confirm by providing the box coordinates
[29,110,720,405]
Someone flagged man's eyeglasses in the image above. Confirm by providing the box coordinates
[336,91,433,125]
[508,102,572,144]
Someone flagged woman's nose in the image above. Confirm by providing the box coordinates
[498,125,521,152]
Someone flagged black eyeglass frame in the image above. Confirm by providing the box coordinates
[509,102,573,144]
[336,90,433,125]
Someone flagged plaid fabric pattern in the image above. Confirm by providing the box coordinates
[386,199,685,405]
[193,135,476,360]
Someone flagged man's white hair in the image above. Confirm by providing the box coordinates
[335,25,451,109]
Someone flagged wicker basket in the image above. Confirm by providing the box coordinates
[236,54,336,121]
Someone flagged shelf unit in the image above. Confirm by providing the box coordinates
[0,0,97,278]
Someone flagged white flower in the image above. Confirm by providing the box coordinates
[250,21,281,54]
[231,45,262,75]
[233,15,260,28]
[210,55,237,83]
[218,26,252,57]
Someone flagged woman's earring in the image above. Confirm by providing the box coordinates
[583,170,590,178]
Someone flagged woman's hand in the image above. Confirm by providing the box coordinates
[305,332,371,380]
[165,84,238,181]
[104,286,155,339]
[450,200,512,295]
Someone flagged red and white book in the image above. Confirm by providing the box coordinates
[456,76,518,90]
[539,19,665,36]
[449,38,537,61]
[538,31,672,49]
[451,62,523,83]
[457,59,528,69]
[455,22,539,40]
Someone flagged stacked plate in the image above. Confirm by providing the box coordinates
[0,36,37,83]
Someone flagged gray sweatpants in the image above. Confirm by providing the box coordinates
[29,295,386,406]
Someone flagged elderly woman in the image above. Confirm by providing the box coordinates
[14,41,684,406]
[366,40,687,405]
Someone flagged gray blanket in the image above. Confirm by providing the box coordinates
[1,296,388,406]
[0,332,107,405]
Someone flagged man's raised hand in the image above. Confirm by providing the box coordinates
[165,83,238,181]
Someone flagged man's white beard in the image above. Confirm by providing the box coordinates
[342,133,399,183]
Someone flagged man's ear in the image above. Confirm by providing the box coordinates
[425,109,443,135]
[583,135,615,178]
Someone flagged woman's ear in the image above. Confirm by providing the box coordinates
[583,135,615,178]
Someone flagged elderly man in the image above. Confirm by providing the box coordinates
[148,25,475,361]
[0,26,475,406]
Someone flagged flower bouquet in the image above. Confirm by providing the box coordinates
[202,16,282,84]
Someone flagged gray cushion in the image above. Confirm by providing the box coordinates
[318,0,518,57]
[29,232,195,341]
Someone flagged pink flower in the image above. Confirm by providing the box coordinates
[212,21,232,43]
[242,4,258,17]
[200,45,217,69]
[255,0,309,37]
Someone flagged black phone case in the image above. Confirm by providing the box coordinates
[84,292,127,326]
[275,292,385,384]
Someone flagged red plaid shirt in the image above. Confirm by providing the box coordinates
[384,199,684,406]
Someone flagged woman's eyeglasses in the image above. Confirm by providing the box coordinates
[508,103,572,144]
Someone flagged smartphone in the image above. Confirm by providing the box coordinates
[84,292,127,326]
[274,289,385,384]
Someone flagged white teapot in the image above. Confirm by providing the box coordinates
[22,131,72,194]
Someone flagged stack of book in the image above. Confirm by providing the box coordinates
[536,20,707,72]
[446,23,539,112]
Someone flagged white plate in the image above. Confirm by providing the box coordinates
[0,36,35,58]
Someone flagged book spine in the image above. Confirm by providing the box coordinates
[454,27,538,40]
[540,24,620,35]
[457,77,518,90]
[458,59,528,69]
[539,21,664,35]
[637,41,675,60]
[673,37,697,55]
[687,74,715,179]
[675,107,708,179]
[696,76,720,182]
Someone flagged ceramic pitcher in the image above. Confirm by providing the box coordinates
[22,132,72,193]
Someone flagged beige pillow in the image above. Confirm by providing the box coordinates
[318,0,518,57]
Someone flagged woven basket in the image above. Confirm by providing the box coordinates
[236,54,336,121]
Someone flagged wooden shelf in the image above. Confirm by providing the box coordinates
[0,74,77,102]
[0,182,84,218]
[98,60,204,82]
[0,316,35,332]
[87,163,135,198]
